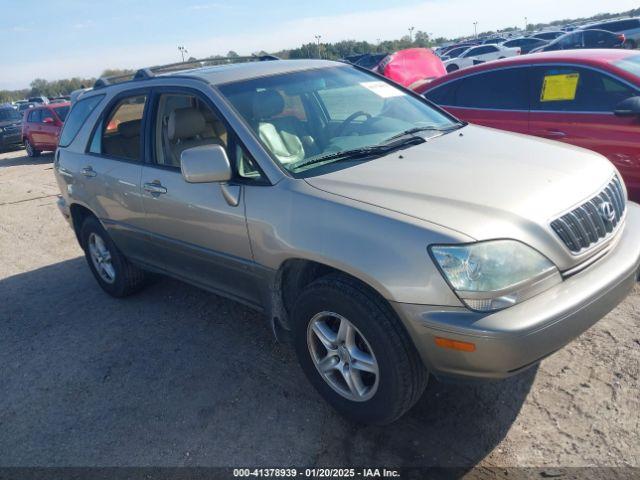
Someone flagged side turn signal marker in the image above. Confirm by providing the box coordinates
[434,337,476,352]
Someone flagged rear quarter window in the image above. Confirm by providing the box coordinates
[59,95,105,148]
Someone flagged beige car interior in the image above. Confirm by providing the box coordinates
[156,94,227,168]
[252,89,317,165]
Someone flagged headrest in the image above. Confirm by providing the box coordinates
[253,90,284,119]
[118,120,141,139]
[168,108,206,141]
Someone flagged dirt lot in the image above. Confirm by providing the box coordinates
[0,148,638,469]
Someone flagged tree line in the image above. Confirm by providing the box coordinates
[2,6,638,104]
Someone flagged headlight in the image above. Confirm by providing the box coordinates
[430,240,561,312]
[0,127,4,133]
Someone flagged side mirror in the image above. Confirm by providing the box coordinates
[180,144,232,183]
[614,96,640,117]
[42,116,54,124]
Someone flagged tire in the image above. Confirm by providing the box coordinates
[446,64,459,73]
[291,274,428,425]
[80,216,146,297]
[24,139,40,158]
[623,39,637,50]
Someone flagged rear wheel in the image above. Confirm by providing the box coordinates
[80,216,147,297]
[291,274,428,425]
[446,64,459,73]
[623,39,637,49]
[24,139,40,157]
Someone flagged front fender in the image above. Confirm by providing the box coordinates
[245,179,470,306]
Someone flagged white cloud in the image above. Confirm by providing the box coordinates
[2,0,637,89]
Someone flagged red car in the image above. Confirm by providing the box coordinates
[417,50,640,201]
[348,48,446,90]
[22,102,70,157]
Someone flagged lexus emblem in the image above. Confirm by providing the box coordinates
[600,201,616,223]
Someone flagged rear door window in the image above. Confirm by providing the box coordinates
[95,95,147,161]
[59,95,104,147]
[27,109,41,123]
[425,81,460,106]
[447,68,529,110]
[530,66,638,112]
[584,30,613,47]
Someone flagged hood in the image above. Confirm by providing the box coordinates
[305,125,616,270]
[0,119,21,128]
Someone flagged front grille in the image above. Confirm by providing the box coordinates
[550,176,626,254]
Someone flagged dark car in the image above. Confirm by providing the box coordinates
[481,37,506,44]
[531,31,565,41]
[0,105,23,151]
[28,96,49,105]
[531,29,625,53]
[580,17,640,49]
[502,37,548,54]
[18,102,35,113]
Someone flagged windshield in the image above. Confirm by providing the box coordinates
[218,66,457,175]
[613,54,640,78]
[0,108,21,122]
[54,106,70,121]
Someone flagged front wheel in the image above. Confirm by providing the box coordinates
[24,139,40,157]
[80,216,147,297]
[292,274,428,424]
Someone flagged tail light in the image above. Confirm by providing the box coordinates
[516,48,522,55]
[617,33,626,44]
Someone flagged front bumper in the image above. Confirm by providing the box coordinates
[393,202,640,380]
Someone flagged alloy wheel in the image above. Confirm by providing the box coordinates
[307,311,379,402]
[88,232,116,284]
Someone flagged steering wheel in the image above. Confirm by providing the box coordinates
[335,111,372,137]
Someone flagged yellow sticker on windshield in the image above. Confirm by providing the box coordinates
[540,73,579,102]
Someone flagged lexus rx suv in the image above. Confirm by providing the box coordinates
[54,58,640,424]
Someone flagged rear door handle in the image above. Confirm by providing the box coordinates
[81,166,96,177]
[534,129,566,139]
[144,182,167,195]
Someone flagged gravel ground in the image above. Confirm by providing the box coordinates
[0,148,638,469]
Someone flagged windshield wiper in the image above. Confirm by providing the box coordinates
[382,123,464,144]
[290,136,425,172]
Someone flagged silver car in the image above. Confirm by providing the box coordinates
[54,58,640,424]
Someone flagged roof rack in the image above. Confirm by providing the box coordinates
[93,54,279,89]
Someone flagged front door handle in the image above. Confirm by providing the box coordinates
[143,182,168,195]
[81,166,96,177]
[533,129,566,139]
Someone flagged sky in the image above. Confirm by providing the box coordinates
[0,0,637,89]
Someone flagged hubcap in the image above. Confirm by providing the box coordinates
[88,233,116,284]
[307,312,379,402]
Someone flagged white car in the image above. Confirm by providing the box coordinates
[443,44,521,73]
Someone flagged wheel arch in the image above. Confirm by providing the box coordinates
[271,257,396,333]
[69,203,99,248]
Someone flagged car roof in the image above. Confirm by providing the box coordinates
[166,59,340,85]
[581,17,639,27]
